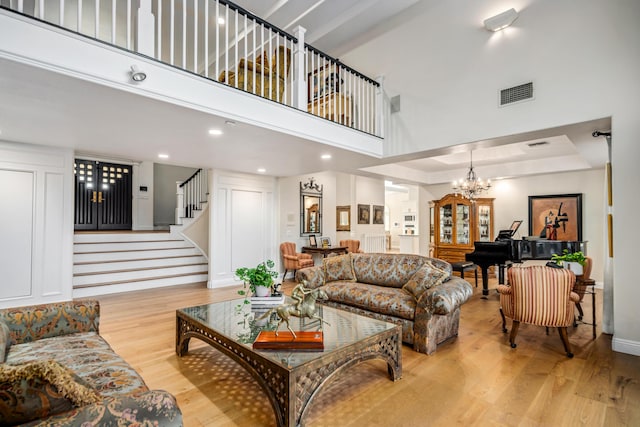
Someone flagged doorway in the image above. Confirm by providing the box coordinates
[74,159,132,230]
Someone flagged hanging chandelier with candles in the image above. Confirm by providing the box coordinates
[452,151,491,200]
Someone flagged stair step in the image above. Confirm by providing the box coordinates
[72,275,209,298]
[73,264,208,286]
[74,254,205,270]
[74,232,172,243]
[73,262,208,277]
[73,271,209,288]
[74,240,191,253]
[74,247,202,263]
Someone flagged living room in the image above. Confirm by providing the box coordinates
[1,0,639,425]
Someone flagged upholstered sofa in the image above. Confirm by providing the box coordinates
[296,253,473,354]
[0,300,182,426]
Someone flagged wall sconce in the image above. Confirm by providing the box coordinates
[484,8,519,32]
[129,65,147,82]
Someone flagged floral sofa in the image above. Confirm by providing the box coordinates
[296,253,473,354]
[0,300,182,426]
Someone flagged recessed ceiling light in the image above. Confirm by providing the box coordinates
[208,129,223,136]
[257,168,266,173]
[158,153,169,159]
[225,120,236,126]
[321,154,332,160]
[218,17,225,25]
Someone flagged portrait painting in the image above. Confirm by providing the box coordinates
[357,204,370,224]
[372,205,384,225]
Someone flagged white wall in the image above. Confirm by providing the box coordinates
[132,161,154,230]
[0,141,74,308]
[152,163,197,228]
[341,0,640,355]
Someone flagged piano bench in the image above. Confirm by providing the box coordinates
[451,261,478,287]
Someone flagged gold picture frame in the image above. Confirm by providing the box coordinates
[336,206,351,231]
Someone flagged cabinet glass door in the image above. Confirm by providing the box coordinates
[477,205,492,241]
[456,204,470,244]
[440,204,453,243]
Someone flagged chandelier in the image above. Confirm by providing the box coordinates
[452,151,491,200]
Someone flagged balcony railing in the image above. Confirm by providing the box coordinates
[2,0,382,137]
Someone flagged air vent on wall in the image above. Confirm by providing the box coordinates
[499,82,534,106]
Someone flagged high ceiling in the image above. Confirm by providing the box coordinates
[0,1,611,184]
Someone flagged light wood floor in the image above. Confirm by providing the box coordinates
[95,278,640,426]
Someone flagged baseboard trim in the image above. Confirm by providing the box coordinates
[612,336,640,356]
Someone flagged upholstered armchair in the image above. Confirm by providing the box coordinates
[280,242,314,279]
[497,265,580,358]
[339,239,364,253]
[218,46,291,102]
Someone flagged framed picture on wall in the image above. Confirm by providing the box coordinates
[528,193,582,240]
[372,205,384,225]
[357,204,370,224]
[309,235,317,247]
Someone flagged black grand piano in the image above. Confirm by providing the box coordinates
[465,224,586,296]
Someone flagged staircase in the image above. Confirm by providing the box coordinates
[72,231,208,298]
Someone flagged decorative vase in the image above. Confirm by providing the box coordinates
[254,286,271,297]
[564,262,583,276]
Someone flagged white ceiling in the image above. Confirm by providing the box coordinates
[0,1,611,184]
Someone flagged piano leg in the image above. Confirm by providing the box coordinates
[480,266,490,298]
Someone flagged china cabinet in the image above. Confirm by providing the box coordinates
[432,194,494,264]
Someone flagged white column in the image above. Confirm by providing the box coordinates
[375,75,385,138]
[175,181,184,225]
[137,0,155,57]
[292,26,308,110]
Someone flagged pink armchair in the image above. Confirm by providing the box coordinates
[280,242,314,279]
[497,265,580,358]
[339,239,364,253]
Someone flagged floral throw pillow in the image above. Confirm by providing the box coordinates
[0,360,101,425]
[323,254,356,283]
[402,264,449,299]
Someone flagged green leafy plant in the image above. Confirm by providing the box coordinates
[551,249,586,266]
[235,260,278,303]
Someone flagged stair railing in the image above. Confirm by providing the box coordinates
[2,0,383,136]
[176,168,208,225]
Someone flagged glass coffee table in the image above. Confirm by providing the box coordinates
[176,299,402,427]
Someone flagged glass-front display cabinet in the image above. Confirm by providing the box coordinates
[432,194,494,264]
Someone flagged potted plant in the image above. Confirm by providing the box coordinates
[551,249,586,275]
[235,260,279,302]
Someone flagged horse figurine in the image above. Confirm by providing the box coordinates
[259,283,330,339]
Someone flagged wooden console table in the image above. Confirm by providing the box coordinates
[302,246,348,257]
[307,92,352,126]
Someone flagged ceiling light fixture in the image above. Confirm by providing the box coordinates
[484,8,519,32]
[158,153,169,159]
[208,129,223,136]
[452,151,491,200]
[130,65,147,82]
[321,154,332,160]
[218,17,225,25]
[257,168,266,173]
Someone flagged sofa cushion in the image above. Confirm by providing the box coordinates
[351,254,425,288]
[323,254,356,283]
[0,359,101,425]
[6,332,148,397]
[402,264,449,299]
[0,319,9,363]
[321,282,416,320]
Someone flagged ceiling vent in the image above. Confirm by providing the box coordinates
[499,82,534,106]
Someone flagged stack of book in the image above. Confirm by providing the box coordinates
[250,293,285,308]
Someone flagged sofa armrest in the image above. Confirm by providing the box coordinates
[30,390,182,426]
[0,300,100,345]
[417,277,473,315]
[295,266,325,289]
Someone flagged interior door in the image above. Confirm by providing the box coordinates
[74,159,132,230]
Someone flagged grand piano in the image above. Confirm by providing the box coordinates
[465,238,587,296]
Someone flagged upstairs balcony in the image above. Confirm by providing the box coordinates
[0,0,385,160]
